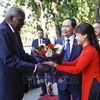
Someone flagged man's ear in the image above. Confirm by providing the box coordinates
[9,15,13,21]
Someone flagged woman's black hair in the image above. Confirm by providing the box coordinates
[75,22,100,55]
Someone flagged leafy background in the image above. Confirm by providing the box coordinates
[0,0,100,46]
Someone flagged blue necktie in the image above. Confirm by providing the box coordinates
[40,39,42,44]
[66,39,70,59]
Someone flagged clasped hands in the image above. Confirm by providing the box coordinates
[36,61,57,72]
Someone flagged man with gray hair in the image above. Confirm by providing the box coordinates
[92,22,100,45]
[0,6,52,100]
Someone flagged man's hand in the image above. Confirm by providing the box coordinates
[47,82,55,96]
[42,61,57,67]
[36,63,53,72]
[47,82,53,92]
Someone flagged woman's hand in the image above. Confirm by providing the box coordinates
[42,61,57,67]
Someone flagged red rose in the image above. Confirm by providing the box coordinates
[53,53,58,56]
[47,44,54,49]
[34,50,39,55]
[40,45,45,50]
[40,50,47,56]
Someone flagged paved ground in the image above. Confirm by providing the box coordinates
[22,83,58,100]
[22,47,58,100]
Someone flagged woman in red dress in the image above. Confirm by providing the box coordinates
[43,22,100,100]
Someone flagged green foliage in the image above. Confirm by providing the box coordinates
[15,0,99,25]
[15,0,99,37]
[1,0,99,40]
[52,47,58,54]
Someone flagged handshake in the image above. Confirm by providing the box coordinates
[36,63,54,72]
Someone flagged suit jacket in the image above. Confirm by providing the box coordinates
[0,20,37,100]
[31,38,51,47]
[56,44,100,100]
[54,35,82,91]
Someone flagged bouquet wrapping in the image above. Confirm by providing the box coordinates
[32,43,64,63]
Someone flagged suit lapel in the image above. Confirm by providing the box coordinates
[42,38,46,44]
[4,21,20,46]
[42,38,48,45]
[16,32,27,60]
[36,39,38,46]
[4,21,26,60]
[70,38,78,58]
[39,38,47,45]
[59,36,68,61]
[59,36,65,45]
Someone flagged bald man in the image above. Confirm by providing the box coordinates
[0,6,52,100]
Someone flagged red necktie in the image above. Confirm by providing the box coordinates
[13,32,19,44]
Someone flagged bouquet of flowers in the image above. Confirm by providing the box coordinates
[32,43,64,63]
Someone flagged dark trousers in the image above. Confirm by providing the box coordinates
[58,83,81,100]
[38,72,47,94]
[58,88,81,100]
[89,78,100,100]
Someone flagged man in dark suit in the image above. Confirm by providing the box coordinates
[92,22,100,45]
[47,18,82,100]
[0,6,52,100]
[31,28,54,96]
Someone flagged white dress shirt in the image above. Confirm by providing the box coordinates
[38,39,45,46]
[98,38,100,45]
[64,34,74,54]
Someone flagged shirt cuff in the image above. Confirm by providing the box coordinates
[33,64,37,72]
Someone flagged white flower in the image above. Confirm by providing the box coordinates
[54,44,63,54]
[45,48,53,57]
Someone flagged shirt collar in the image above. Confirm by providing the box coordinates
[38,38,43,41]
[64,34,74,41]
[6,21,15,33]
[98,38,100,41]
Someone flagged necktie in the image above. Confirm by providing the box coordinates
[40,39,43,45]
[13,32,19,44]
[66,39,70,59]
[40,40,42,44]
